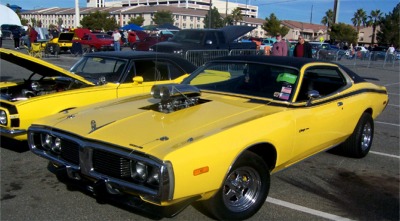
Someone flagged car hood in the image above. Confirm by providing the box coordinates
[0,48,94,86]
[220,25,256,42]
[34,92,285,158]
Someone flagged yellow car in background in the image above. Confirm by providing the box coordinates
[0,48,197,140]
[28,55,388,220]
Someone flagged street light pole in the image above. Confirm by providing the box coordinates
[208,0,212,28]
[75,0,80,28]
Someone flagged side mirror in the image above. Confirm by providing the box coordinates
[306,90,320,106]
[133,76,144,84]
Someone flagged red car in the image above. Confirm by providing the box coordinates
[135,34,173,51]
[73,33,119,52]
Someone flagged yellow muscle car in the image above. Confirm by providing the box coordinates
[28,56,388,220]
[0,48,196,140]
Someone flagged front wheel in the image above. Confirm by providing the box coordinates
[199,151,270,220]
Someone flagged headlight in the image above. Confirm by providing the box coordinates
[131,161,148,182]
[0,110,7,125]
[41,134,62,154]
[147,169,160,186]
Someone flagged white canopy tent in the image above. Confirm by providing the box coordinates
[0,4,22,26]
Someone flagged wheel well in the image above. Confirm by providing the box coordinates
[364,108,373,116]
[246,143,277,171]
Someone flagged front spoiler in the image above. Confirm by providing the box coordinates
[48,163,200,218]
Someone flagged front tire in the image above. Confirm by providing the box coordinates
[334,112,374,158]
[199,151,270,220]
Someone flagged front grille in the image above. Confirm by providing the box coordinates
[93,149,131,180]
[60,139,80,165]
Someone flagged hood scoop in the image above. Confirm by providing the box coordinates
[141,84,209,113]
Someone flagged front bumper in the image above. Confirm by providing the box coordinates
[48,162,199,218]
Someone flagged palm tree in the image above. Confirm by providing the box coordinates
[321,9,334,29]
[367,9,383,46]
[351,8,367,44]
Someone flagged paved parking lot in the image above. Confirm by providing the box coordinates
[1,39,399,221]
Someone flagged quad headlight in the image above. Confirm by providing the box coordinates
[130,160,160,186]
[0,110,7,125]
[41,134,62,154]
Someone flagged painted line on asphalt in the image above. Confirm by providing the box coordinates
[387,104,400,107]
[266,197,354,221]
[375,121,400,127]
[370,151,400,159]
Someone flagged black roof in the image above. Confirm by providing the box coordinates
[83,51,197,72]
[210,55,365,83]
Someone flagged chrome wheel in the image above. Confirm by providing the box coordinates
[222,166,261,212]
[360,121,372,151]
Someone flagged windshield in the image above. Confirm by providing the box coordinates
[182,61,299,101]
[70,56,127,84]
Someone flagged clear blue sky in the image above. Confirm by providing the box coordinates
[1,0,398,25]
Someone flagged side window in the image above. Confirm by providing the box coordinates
[134,60,158,81]
[297,67,347,101]
[216,32,226,44]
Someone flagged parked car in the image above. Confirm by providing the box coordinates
[0,49,197,141]
[310,42,337,60]
[73,33,116,52]
[135,33,173,51]
[28,55,388,220]
[370,45,388,61]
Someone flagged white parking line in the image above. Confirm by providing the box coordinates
[266,197,354,221]
[370,151,400,159]
[387,104,400,107]
[376,121,400,127]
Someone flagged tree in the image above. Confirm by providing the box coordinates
[231,7,243,24]
[366,9,383,46]
[329,22,358,44]
[203,7,224,28]
[351,8,367,43]
[376,3,399,47]
[30,18,37,27]
[129,15,145,26]
[20,18,29,26]
[321,9,334,29]
[262,13,289,37]
[57,18,63,29]
[80,11,118,31]
[152,10,174,25]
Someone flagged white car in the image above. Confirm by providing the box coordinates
[355,46,369,52]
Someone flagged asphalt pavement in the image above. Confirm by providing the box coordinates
[1,39,399,221]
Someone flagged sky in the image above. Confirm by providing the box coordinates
[1,0,398,25]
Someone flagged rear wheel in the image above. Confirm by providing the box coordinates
[334,112,374,158]
[199,151,270,220]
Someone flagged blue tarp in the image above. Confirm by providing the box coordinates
[120,24,144,31]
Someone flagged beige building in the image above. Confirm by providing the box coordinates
[19,0,376,43]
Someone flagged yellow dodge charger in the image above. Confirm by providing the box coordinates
[0,48,196,140]
[28,55,388,220]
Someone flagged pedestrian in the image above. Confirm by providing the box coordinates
[271,33,287,56]
[112,28,121,51]
[128,31,137,50]
[293,35,312,58]
[12,28,21,50]
[123,30,128,46]
[27,25,38,48]
[387,44,395,62]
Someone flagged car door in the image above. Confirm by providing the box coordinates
[290,65,355,161]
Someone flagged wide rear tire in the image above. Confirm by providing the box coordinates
[198,151,270,220]
[334,112,374,158]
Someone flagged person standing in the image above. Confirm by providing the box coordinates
[293,35,312,58]
[387,44,395,62]
[112,29,122,51]
[27,25,38,49]
[12,28,21,50]
[271,33,287,56]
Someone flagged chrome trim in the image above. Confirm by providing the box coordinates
[0,127,27,135]
[28,126,173,203]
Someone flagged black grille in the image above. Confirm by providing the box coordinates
[92,149,131,180]
[60,139,80,165]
